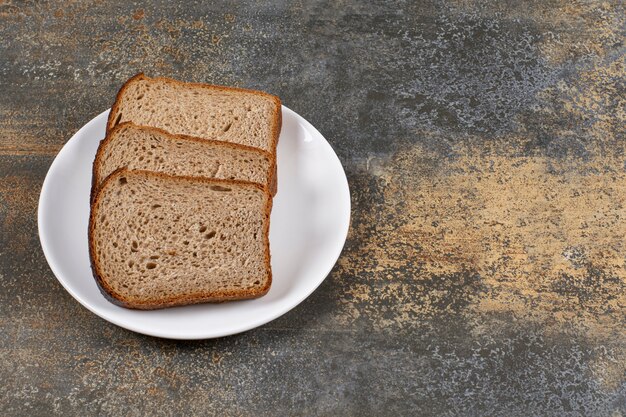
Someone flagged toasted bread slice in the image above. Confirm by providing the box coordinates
[107,73,281,154]
[89,169,272,309]
[92,122,274,200]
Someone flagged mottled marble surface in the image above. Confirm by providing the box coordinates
[0,1,624,415]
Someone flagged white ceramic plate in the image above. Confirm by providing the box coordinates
[38,106,350,339]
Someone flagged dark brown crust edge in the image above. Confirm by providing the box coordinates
[90,122,275,203]
[270,95,282,195]
[105,73,282,195]
[88,169,273,310]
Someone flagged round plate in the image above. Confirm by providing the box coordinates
[38,106,350,339]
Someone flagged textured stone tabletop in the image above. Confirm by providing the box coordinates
[1,1,624,416]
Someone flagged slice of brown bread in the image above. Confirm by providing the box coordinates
[89,169,272,309]
[92,122,274,200]
[106,73,282,154]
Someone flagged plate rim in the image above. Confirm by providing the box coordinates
[37,105,351,339]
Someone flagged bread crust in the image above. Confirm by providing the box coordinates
[106,73,282,195]
[91,122,275,202]
[88,169,273,310]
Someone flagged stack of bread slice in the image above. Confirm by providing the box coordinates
[88,74,281,309]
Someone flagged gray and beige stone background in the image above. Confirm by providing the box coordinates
[0,1,624,416]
